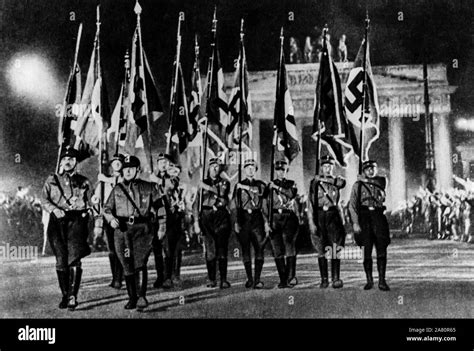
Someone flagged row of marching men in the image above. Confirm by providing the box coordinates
[43,145,391,312]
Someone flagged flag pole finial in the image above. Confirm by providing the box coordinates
[212,6,217,33]
[194,34,199,55]
[134,0,142,16]
[365,10,370,28]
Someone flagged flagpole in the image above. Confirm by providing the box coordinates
[199,6,217,213]
[115,51,131,155]
[95,3,106,209]
[166,14,183,159]
[238,18,245,183]
[315,25,328,177]
[269,26,285,228]
[358,12,370,174]
[135,0,153,173]
[56,23,83,173]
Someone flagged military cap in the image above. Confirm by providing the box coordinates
[274,160,288,170]
[244,158,257,168]
[209,157,221,167]
[157,153,174,162]
[321,155,335,166]
[362,160,378,170]
[123,155,141,168]
[60,146,79,159]
[110,153,125,164]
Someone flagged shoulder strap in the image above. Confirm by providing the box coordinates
[118,183,142,215]
[318,181,336,206]
[53,174,71,206]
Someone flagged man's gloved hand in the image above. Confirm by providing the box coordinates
[53,208,66,219]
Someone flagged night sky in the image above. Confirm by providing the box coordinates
[0,0,473,193]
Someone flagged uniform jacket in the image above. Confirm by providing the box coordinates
[42,172,92,213]
[269,178,298,212]
[307,175,345,226]
[194,176,231,216]
[104,179,165,220]
[348,176,387,226]
[232,178,269,220]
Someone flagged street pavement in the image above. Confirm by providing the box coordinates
[0,238,473,318]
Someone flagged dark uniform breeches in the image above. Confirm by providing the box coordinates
[270,212,299,258]
[200,208,231,261]
[114,222,153,276]
[312,208,346,257]
[104,222,118,258]
[237,211,266,263]
[163,211,185,259]
[47,211,91,271]
[356,209,390,259]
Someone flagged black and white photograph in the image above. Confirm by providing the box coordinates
[0,0,473,348]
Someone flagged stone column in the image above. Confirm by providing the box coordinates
[388,116,406,210]
[433,112,453,190]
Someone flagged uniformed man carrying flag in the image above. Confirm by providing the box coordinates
[308,155,346,289]
[93,153,125,289]
[194,157,232,288]
[268,160,299,288]
[42,146,93,310]
[348,160,390,291]
[149,153,172,288]
[232,159,271,289]
[104,155,167,310]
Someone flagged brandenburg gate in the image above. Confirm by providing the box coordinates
[228,63,457,210]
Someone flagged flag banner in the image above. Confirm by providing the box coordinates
[167,64,192,164]
[58,63,82,150]
[344,39,380,161]
[204,36,229,162]
[274,51,300,163]
[224,36,252,182]
[312,39,354,167]
[186,43,203,176]
[73,29,110,162]
[125,26,164,169]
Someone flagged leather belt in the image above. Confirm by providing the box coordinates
[273,209,293,214]
[360,206,386,212]
[117,216,149,225]
[240,209,261,215]
[317,206,337,212]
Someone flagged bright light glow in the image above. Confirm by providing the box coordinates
[6,53,60,104]
[455,117,474,132]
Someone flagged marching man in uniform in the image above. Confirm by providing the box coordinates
[194,157,232,289]
[149,153,171,289]
[42,146,92,310]
[93,153,125,289]
[232,159,271,289]
[268,160,300,288]
[104,156,167,310]
[349,160,390,291]
[307,155,346,289]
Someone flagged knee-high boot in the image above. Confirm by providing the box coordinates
[67,266,82,311]
[318,257,329,288]
[56,270,69,309]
